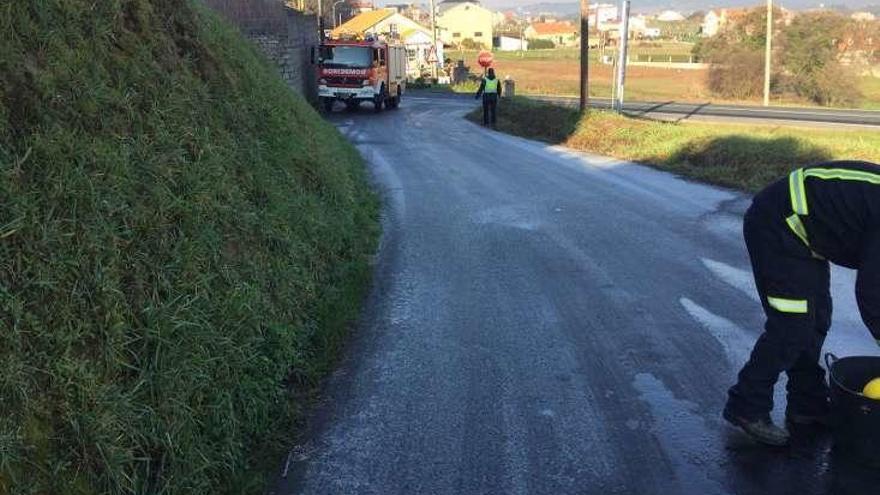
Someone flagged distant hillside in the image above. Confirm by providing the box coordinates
[512,2,579,16]
[492,1,880,14]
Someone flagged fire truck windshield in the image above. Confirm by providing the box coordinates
[321,46,372,68]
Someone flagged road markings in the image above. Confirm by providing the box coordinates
[679,297,789,424]
[680,298,755,366]
[700,258,758,302]
[700,258,878,358]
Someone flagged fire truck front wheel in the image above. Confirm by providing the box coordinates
[321,97,334,113]
[373,86,386,113]
[388,86,401,109]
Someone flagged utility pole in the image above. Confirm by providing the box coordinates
[429,0,439,79]
[579,0,590,112]
[763,0,773,107]
[317,0,324,40]
[610,50,617,103]
[615,0,630,112]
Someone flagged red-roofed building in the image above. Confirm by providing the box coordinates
[524,22,579,46]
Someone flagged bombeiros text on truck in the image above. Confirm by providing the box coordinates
[312,33,407,113]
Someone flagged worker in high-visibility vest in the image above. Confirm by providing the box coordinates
[475,68,502,126]
[724,161,880,446]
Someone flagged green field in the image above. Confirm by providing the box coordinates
[468,97,880,192]
[451,43,695,62]
[860,76,880,110]
[450,48,880,109]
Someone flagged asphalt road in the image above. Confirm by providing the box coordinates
[524,95,880,128]
[273,94,880,495]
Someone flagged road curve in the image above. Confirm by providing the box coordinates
[525,95,880,128]
[272,94,880,495]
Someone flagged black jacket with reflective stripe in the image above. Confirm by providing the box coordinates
[803,161,880,340]
[758,161,880,340]
[799,161,880,269]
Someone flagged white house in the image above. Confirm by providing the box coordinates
[701,8,764,37]
[348,0,374,16]
[495,35,528,51]
[401,28,444,78]
[656,10,685,22]
[599,15,647,37]
[702,10,723,37]
[644,27,661,38]
[630,15,647,32]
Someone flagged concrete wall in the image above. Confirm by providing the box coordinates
[202,0,318,101]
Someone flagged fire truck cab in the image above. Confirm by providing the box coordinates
[314,37,407,113]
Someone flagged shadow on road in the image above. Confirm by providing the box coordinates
[675,102,712,123]
[632,100,677,116]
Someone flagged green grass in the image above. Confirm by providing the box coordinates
[451,80,481,93]
[468,97,880,191]
[0,1,379,494]
[860,76,880,110]
[407,81,481,95]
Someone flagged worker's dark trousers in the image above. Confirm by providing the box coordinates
[726,202,832,420]
[482,94,498,125]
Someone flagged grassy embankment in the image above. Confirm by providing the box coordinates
[1,1,378,494]
[467,97,880,191]
[448,48,880,109]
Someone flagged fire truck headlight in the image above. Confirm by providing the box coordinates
[319,78,327,85]
[362,79,371,86]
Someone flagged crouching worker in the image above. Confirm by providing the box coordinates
[474,68,501,126]
[724,161,880,446]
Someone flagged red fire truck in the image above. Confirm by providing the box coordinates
[314,37,407,113]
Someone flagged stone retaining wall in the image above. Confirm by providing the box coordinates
[203,0,318,101]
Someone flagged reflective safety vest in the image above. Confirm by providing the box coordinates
[483,78,499,94]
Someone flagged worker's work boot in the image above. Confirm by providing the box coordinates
[723,408,790,446]
[786,397,832,427]
[785,411,833,428]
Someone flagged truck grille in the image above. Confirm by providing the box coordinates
[325,76,363,86]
